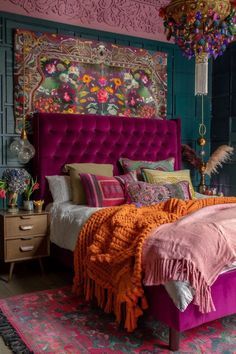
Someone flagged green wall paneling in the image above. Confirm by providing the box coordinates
[0,10,211,192]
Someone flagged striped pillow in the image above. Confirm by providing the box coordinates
[80,171,137,207]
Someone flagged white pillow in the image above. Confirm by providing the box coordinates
[46,175,72,203]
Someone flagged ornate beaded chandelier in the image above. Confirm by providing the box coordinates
[159,0,236,192]
[160,0,235,95]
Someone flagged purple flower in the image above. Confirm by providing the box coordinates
[2,168,31,193]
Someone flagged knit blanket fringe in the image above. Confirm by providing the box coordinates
[73,197,236,332]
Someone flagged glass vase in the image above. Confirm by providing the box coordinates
[7,192,19,213]
[23,200,34,211]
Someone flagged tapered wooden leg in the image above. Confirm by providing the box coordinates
[38,258,44,275]
[8,262,15,282]
[169,327,180,351]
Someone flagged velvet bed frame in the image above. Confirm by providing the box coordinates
[33,112,236,351]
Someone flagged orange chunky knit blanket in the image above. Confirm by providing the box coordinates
[73,196,236,332]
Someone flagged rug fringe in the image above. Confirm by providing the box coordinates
[0,310,33,354]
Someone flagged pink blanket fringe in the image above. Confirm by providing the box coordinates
[144,258,215,313]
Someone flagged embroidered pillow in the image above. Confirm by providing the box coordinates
[119,157,175,180]
[142,169,195,198]
[46,175,72,203]
[125,180,191,206]
[115,170,138,185]
[79,172,137,207]
[64,163,113,204]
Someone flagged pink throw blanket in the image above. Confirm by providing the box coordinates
[142,203,236,313]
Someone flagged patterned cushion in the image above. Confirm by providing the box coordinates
[119,157,175,180]
[125,180,191,206]
[142,169,195,198]
[115,170,138,185]
[79,172,137,207]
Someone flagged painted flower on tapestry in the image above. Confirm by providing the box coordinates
[82,74,92,85]
[97,89,109,103]
[98,76,107,86]
[45,63,56,74]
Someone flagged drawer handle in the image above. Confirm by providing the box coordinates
[21,237,32,241]
[20,225,33,231]
[20,246,34,252]
[20,216,31,219]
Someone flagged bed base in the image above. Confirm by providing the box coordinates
[145,269,236,350]
[169,328,180,351]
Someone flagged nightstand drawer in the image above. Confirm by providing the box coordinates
[6,236,49,261]
[5,214,48,238]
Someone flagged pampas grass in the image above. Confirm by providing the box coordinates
[205,145,234,176]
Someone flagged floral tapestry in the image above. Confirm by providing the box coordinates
[14,29,167,132]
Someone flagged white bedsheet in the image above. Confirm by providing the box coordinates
[47,201,236,311]
[46,202,100,251]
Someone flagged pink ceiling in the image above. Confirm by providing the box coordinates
[0,0,171,42]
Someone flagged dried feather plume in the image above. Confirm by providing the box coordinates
[181,144,202,169]
[205,145,234,176]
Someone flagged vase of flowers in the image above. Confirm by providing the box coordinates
[0,168,31,212]
[23,177,39,211]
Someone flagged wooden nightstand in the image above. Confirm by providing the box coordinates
[0,210,50,281]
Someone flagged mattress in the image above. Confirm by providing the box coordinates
[47,201,236,311]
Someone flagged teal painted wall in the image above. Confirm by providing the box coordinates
[0,11,212,195]
[211,41,236,195]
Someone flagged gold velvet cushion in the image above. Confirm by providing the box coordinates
[142,169,195,198]
[64,163,113,204]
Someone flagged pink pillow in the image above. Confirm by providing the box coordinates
[79,172,137,207]
[125,180,191,206]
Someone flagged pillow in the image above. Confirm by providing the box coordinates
[142,169,195,198]
[46,175,72,203]
[115,170,138,185]
[64,163,113,204]
[119,157,175,180]
[125,180,191,206]
[79,172,136,207]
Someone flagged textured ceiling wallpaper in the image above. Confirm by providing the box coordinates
[0,0,171,42]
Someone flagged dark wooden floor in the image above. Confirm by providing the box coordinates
[0,257,73,353]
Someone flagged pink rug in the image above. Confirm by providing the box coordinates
[0,286,235,353]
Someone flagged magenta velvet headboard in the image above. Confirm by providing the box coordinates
[33,113,181,204]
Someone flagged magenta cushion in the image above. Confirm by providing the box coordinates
[125,180,191,206]
[80,172,137,207]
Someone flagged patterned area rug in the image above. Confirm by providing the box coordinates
[0,287,235,354]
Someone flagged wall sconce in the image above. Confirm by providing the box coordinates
[9,34,35,164]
